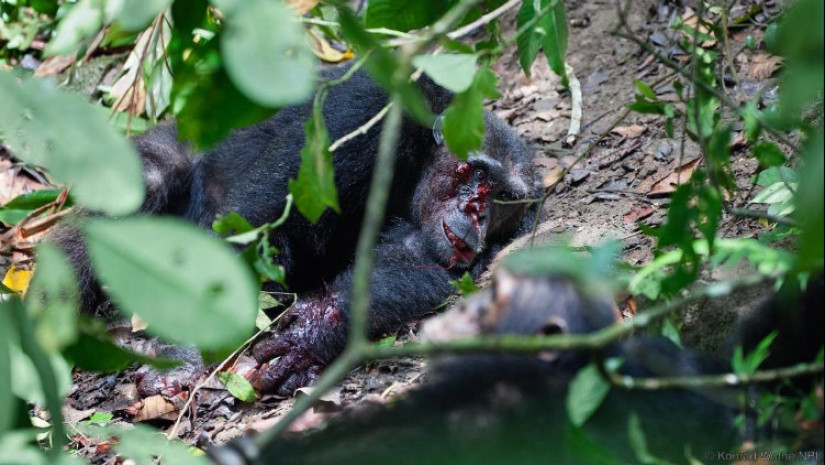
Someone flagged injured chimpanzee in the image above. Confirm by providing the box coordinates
[218,266,822,465]
[50,64,538,396]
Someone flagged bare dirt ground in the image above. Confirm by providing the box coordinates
[1,0,782,461]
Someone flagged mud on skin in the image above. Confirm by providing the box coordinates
[50,63,539,396]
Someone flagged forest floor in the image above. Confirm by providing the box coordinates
[0,0,783,461]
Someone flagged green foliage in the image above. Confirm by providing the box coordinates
[365,0,448,33]
[732,332,777,376]
[412,53,478,93]
[626,413,670,465]
[503,242,624,298]
[0,73,144,215]
[215,0,316,108]
[0,189,71,225]
[450,272,479,296]
[795,127,824,273]
[64,318,179,372]
[338,8,433,126]
[289,117,341,223]
[85,217,258,350]
[442,66,499,159]
[218,372,257,403]
[516,0,569,86]
[26,244,78,353]
[566,362,611,427]
[79,424,210,465]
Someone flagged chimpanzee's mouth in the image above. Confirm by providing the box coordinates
[443,222,476,262]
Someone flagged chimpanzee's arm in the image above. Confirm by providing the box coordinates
[249,222,459,395]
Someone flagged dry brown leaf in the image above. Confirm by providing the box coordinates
[646,157,704,197]
[623,204,656,224]
[747,54,782,80]
[34,55,75,77]
[542,166,565,188]
[133,395,181,422]
[611,124,646,139]
[307,29,352,63]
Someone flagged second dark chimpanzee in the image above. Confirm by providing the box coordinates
[51,64,538,395]
[227,265,823,465]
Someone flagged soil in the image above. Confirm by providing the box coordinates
[1,0,785,461]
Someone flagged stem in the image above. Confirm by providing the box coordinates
[349,102,404,345]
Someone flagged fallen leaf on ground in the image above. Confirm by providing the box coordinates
[623,204,657,224]
[611,124,646,139]
[646,157,704,197]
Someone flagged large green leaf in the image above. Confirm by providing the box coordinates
[339,9,433,126]
[442,67,500,159]
[113,0,173,32]
[85,217,258,350]
[0,302,13,435]
[289,118,341,223]
[44,0,104,56]
[26,244,79,353]
[214,0,316,107]
[566,363,611,427]
[795,127,824,273]
[412,54,477,93]
[365,0,447,32]
[0,73,144,215]
[516,0,569,85]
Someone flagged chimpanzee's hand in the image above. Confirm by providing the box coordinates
[248,296,347,396]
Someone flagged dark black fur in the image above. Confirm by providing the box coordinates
[52,64,538,394]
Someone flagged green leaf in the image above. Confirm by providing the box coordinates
[633,79,657,100]
[112,0,172,32]
[64,324,179,372]
[516,0,569,84]
[218,372,257,403]
[375,335,398,348]
[7,298,71,453]
[26,244,78,353]
[44,0,104,56]
[541,0,569,86]
[450,272,478,295]
[81,412,114,427]
[566,362,611,427]
[365,0,447,32]
[289,117,340,223]
[516,0,541,77]
[0,302,14,435]
[795,126,824,272]
[213,211,255,235]
[216,0,316,107]
[752,165,797,187]
[0,189,71,226]
[627,413,670,465]
[339,9,433,126]
[83,424,210,465]
[750,181,795,205]
[412,54,478,93]
[0,73,144,215]
[175,68,274,149]
[753,142,786,168]
[85,217,258,350]
[442,67,500,159]
[628,96,667,115]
